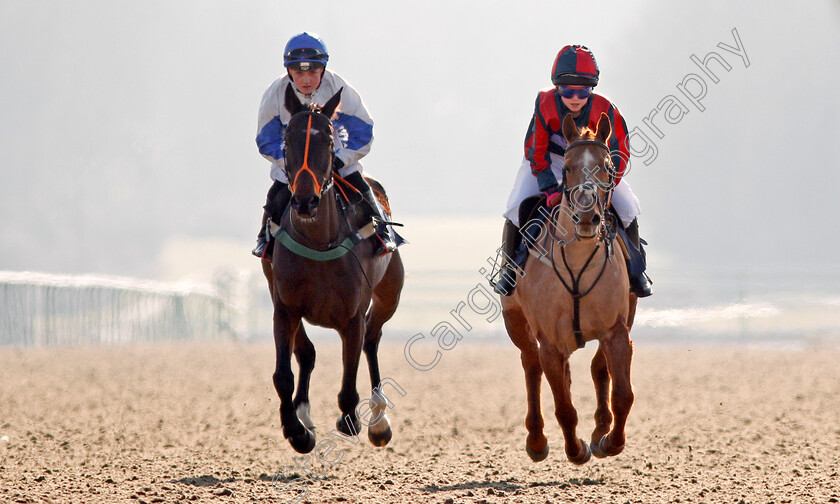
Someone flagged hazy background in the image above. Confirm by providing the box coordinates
[1,1,839,304]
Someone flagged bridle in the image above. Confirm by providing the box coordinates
[283,109,335,200]
[548,137,619,349]
[280,107,343,247]
[562,138,616,238]
[273,107,376,287]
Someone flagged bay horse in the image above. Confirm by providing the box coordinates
[261,83,404,453]
[500,112,637,464]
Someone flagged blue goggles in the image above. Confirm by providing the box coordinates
[557,85,593,99]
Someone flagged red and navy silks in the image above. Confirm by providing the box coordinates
[551,45,600,86]
[524,89,629,192]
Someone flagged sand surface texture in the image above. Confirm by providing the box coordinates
[1,341,839,503]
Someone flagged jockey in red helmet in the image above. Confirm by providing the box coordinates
[252,32,397,259]
[493,44,653,298]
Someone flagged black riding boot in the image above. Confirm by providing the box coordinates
[492,219,527,296]
[624,218,653,297]
[343,172,396,255]
[252,181,291,259]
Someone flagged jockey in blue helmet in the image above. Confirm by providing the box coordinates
[252,32,397,259]
[283,32,329,73]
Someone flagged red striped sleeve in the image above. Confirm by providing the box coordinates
[527,89,561,174]
[588,94,629,185]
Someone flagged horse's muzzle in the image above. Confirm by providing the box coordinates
[574,212,601,239]
[291,194,320,217]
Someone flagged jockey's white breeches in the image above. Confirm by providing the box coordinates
[503,155,641,228]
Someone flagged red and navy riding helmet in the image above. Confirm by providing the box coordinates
[284,32,329,70]
[551,45,599,87]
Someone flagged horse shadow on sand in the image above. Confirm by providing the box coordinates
[419,476,605,494]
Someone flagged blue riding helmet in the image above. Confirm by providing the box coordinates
[284,32,329,69]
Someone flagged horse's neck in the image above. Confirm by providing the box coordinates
[290,191,341,245]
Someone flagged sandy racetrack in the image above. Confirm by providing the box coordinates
[2,340,839,503]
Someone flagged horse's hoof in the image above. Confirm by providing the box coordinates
[526,443,550,462]
[590,438,609,458]
[568,438,591,465]
[288,427,316,454]
[599,434,624,456]
[295,403,315,431]
[368,426,392,447]
[336,415,362,437]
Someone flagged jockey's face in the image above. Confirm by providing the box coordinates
[289,66,324,96]
[560,86,589,116]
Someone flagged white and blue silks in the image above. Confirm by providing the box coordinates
[256,70,374,183]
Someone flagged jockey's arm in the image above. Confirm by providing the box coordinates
[256,79,288,179]
[605,102,630,186]
[330,80,374,168]
[525,96,562,194]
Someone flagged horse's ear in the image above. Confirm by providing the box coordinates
[562,113,579,143]
[284,83,304,115]
[595,112,612,143]
[320,87,343,118]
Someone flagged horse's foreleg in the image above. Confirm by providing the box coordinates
[362,255,404,447]
[293,324,316,432]
[539,343,590,465]
[521,345,548,462]
[599,321,634,456]
[362,316,390,447]
[335,314,365,438]
[362,323,391,447]
[504,305,548,462]
[590,345,613,458]
[273,307,316,454]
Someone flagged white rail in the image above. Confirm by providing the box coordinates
[0,271,237,346]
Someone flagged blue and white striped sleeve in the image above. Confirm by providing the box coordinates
[331,80,374,167]
[256,81,286,165]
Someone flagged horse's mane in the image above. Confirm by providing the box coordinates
[577,127,597,140]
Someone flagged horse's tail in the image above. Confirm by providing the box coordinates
[364,175,392,217]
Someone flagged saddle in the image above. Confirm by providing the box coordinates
[361,176,393,217]
[517,195,640,272]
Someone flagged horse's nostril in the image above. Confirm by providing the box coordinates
[293,195,320,215]
[592,214,601,225]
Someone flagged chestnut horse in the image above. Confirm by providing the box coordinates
[501,112,637,464]
[261,84,404,453]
